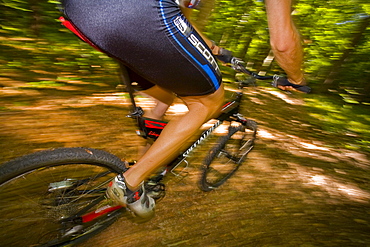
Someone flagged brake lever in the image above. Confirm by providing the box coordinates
[230,57,246,73]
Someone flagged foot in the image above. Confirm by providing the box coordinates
[106,174,155,218]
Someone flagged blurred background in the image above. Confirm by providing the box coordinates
[1,1,370,246]
[1,0,369,154]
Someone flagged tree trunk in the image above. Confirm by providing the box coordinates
[323,16,370,90]
[29,0,41,37]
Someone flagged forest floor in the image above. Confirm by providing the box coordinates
[1,80,370,247]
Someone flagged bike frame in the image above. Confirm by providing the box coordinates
[123,70,250,178]
[57,78,252,229]
[7,18,310,245]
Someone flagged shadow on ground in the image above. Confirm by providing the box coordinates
[0,82,369,247]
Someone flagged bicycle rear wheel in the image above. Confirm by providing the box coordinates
[199,120,257,192]
[0,147,127,247]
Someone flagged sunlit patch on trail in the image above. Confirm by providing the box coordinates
[260,88,305,105]
[289,163,370,203]
[90,92,190,116]
[258,127,370,168]
[168,104,188,115]
[257,129,276,139]
[249,97,266,105]
[292,139,330,151]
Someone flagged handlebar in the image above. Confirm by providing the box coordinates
[230,58,273,80]
[230,58,311,93]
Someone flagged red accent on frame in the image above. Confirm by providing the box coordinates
[144,120,167,129]
[222,102,232,109]
[82,205,123,223]
[133,191,140,201]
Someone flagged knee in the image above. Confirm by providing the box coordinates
[270,33,294,53]
[269,22,300,53]
[183,86,224,121]
[204,86,225,119]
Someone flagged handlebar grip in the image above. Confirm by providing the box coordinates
[272,76,311,93]
[230,58,311,93]
[288,83,311,93]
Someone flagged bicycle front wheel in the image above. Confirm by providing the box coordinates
[0,147,127,247]
[199,120,257,192]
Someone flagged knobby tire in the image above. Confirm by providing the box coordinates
[199,121,256,192]
[0,147,127,247]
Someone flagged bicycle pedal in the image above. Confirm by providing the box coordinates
[127,161,137,167]
[145,182,166,201]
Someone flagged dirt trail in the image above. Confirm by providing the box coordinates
[1,86,369,246]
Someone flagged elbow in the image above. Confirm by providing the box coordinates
[270,38,293,54]
[270,27,300,53]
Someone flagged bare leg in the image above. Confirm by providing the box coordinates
[134,86,175,157]
[140,85,175,120]
[123,86,225,190]
[265,0,305,86]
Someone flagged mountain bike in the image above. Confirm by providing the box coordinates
[0,58,310,246]
[1,13,312,246]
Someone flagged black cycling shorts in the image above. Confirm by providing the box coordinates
[62,0,222,96]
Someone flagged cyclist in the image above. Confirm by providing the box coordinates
[61,0,230,218]
[60,0,307,218]
[113,0,308,217]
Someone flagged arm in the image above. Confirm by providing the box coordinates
[265,0,305,86]
[180,5,215,52]
[180,4,233,64]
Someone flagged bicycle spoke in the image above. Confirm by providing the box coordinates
[199,123,256,191]
[0,160,121,247]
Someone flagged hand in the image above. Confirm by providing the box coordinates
[215,48,233,64]
[272,76,311,93]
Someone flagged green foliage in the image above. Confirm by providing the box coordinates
[0,0,369,152]
[0,0,119,88]
[200,0,369,101]
[1,0,368,94]
[295,0,369,78]
[306,95,370,152]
